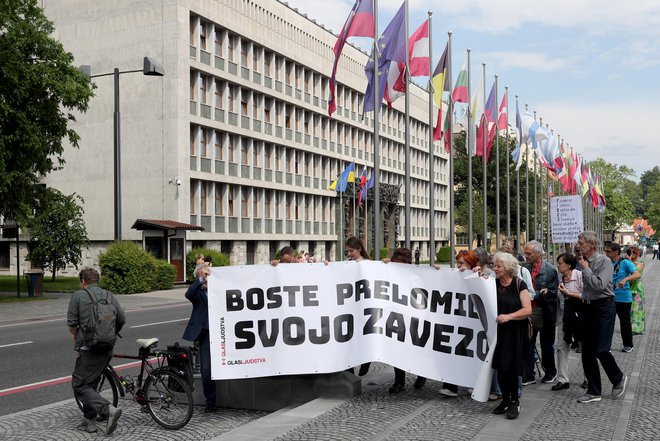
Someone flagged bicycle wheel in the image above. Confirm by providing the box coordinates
[144,369,193,430]
[75,368,119,415]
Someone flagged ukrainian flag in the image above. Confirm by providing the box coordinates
[328,163,355,192]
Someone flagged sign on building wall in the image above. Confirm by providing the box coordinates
[550,195,584,243]
[208,261,498,401]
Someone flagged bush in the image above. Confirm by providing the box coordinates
[99,241,176,294]
[153,259,176,290]
[436,246,451,263]
[99,242,155,294]
[369,247,389,260]
[186,247,229,282]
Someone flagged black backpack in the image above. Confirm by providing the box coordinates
[82,288,117,352]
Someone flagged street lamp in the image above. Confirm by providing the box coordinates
[80,57,164,241]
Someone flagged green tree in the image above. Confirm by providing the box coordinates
[588,158,636,231]
[638,166,660,216]
[645,180,660,234]
[0,0,94,223]
[26,188,89,281]
[453,132,534,247]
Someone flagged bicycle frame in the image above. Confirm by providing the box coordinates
[107,346,186,406]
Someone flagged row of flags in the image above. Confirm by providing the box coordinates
[328,162,375,207]
[328,0,606,211]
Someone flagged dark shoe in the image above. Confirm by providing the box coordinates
[76,418,97,433]
[414,377,427,389]
[522,376,536,386]
[106,405,122,435]
[205,404,215,413]
[552,382,570,391]
[541,374,557,384]
[506,400,520,419]
[389,383,405,394]
[570,341,579,349]
[358,363,370,376]
[493,400,511,415]
[581,380,588,389]
[612,374,628,399]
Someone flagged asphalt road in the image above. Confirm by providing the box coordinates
[0,302,193,416]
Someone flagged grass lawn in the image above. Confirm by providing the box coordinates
[0,295,50,303]
[0,275,80,294]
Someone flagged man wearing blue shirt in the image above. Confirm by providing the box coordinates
[605,243,640,353]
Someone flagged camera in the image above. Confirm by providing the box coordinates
[176,177,182,186]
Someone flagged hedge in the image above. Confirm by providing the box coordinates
[186,247,229,282]
[99,241,176,294]
[436,246,451,263]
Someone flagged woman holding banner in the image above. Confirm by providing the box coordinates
[345,237,372,377]
[386,247,427,393]
[491,252,532,420]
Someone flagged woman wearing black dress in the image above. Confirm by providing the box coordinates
[491,252,532,419]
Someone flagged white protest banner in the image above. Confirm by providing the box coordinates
[551,195,584,243]
[208,261,497,401]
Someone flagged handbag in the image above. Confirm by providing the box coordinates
[531,304,544,331]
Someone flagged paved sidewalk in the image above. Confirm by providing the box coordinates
[0,286,189,324]
[1,261,657,440]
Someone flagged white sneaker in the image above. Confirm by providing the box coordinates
[440,388,458,397]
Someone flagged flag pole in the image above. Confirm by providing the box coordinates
[373,0,382,259]
[482,62,487,249]
[515,95,520,253]
[404,0,411,250]
[339,158,344,259]
[495,74,500,248]
[428,11,435,265]
[505,86,510,241]
[353,162,356,236]
[525,103,529,244]
[533,111,538,240]
[448,31,455,268]
[467,49,473,248]
[538,117,543,244]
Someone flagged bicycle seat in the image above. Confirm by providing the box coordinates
[136,338,159,349]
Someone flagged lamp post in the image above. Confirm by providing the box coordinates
[80,57,164,241]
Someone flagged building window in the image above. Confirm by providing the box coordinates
[241,95,248,116]
[241,142,249,165]
[215,183,223,215]
[228,185,235,216]
[253,95,259,119]
[265,189,271,218]
[228,36,235,61]
[200,182,208,214]
[200,24,207,50]
[265,144,272,169]
[214,80,223,108]
[228,136,235,162]
[214,28,222,56]
[189,73,196,101]
[253,143,259,167]
[286,193,292,219]
[253,189,259,217]
[264,53,271,76]
[253,47,259,72]
[200,128,207,157]
[0,242,9,269]
[190,126,196,155]
[228,87,235,112]
[241,42,248,67]
[215,131,223,160]
[190,181,197,214]
[241,187,249,217]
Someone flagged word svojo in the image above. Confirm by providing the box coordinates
[225,279,489,361]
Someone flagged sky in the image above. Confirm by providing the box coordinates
[283,0,660,181]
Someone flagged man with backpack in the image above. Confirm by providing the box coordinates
[67,268,126,434]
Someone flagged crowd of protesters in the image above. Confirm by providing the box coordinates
[264,230,646,420]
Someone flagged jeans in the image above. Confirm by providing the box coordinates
[581,298,624,396]
[72,349,113,420]
[197,329,216,406]
[615,301,633,348]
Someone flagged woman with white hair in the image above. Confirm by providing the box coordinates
[491,252,532,420]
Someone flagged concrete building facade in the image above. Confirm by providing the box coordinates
[0,0,450,276]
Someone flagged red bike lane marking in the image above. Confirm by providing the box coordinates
[0,360,143,397]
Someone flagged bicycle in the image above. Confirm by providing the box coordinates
[75,337,194,430]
